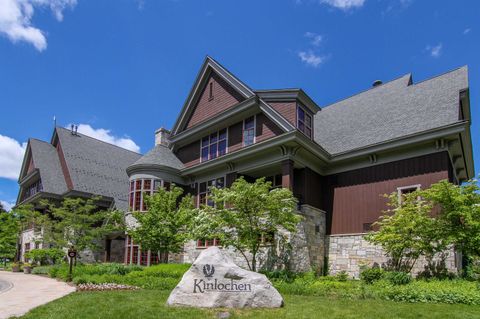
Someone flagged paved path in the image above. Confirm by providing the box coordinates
[0,271,76,319]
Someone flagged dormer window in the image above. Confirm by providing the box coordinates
[297,106,312,138]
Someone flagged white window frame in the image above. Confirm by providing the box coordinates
[242,115,256,147]
[397,184,421,204]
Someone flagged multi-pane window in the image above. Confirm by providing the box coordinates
[197,238,221,248]
[22,180,43,201]
[129,179,169,211]
[198,177,225,207]
[243,116,255,146]
[297,106,312,138]
[24,243,31,254]
[201,129,227,162]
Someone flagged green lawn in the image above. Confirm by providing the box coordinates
[21,290,480,319]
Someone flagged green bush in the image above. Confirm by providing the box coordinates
[335,271,349,282]
[25,248,65,265]
[373,279,480,305]
[360,267,384,284]
[32,266,52,275]
[384,271,411,285]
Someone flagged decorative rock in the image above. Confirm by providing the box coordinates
[167,247,284,308]
[216,312,231,318]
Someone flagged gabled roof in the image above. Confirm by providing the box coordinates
[314,66,468,155]
[128,144,184,173]
[51,127,142,210]
[171,56,255,135]
[25,139,68,195]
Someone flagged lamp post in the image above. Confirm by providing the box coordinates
[67,246,77,282]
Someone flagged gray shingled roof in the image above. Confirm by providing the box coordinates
[131,144,184,170]
[55,127,142,211]
[314,66,468,155]
[29,139,68,195]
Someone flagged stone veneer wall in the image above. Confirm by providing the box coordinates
[328,233,459,278]
[182,205,327,273]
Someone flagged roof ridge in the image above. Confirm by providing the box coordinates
[321,73,412,109]
[411,65,467,86]
[56,126,142,156]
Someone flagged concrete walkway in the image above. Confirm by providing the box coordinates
[0,271,76,319]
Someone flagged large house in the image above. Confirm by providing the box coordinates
[125,57,473,277]
[16,126,141,262]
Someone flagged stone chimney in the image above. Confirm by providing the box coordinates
[155,128,171,146]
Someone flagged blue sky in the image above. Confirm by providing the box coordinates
[0,0,478,210]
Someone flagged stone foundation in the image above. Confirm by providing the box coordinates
[327,233,459,278]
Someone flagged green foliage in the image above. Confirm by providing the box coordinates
[31,266,52,275]
[360,266,384,284]
[191,177,301,271]
[384,271,412,285]
[25,248,64,265]
[0,209,20,259]
[367,180,480,277]
[366,191,442,272]
[421,180,480,259]
[40,197,125,252]
[335,270,349,282]
[129,185,194,261]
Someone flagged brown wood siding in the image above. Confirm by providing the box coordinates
[175,140,200,168]
[323,152,451,235]
[255,113,283,143]
[56,141,73,190]
[294,167,322,209]
[186,72,244,129]
[268,102,296,126]
[228,121,243,153]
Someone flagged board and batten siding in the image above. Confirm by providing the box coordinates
[323,152,453,235]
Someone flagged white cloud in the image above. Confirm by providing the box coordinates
[73,124,141,153]
[0,0,77,51]
[425,43,442,58]
[463,28,471,35]
[304,32,322,46]
[320,0,365,10]
[298,51,325,67]
[0,134,27,180]
[1,200,15,211]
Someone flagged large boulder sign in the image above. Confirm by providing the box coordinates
[167,247,284,308]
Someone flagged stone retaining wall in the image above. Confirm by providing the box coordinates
[327,233,459,278]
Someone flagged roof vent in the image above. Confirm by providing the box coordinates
[372,80,383,87]
[155,128,170,146]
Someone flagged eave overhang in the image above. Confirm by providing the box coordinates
[126,163,181,177]
[255,89,321,114]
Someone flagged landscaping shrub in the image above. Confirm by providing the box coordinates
[384,271,411,285]
[373,279,480,305]
[360,266,384,284]
[335,271,349,282]
[32,266,52,275]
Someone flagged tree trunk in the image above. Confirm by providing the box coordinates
[252,251,257,272]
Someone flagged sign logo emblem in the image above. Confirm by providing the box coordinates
[203,264,215,278]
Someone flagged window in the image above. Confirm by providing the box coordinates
[297,106,312,138]
[24,243,30,253]
[197,238,221,248]
[243,116,255,146]
[265,174,283,188]
[259,232,274,246]
[397,184,421,204]
[201,129,228,162]
[129,178,168,211]
[22,179,43,201]
[197,177,225,207]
